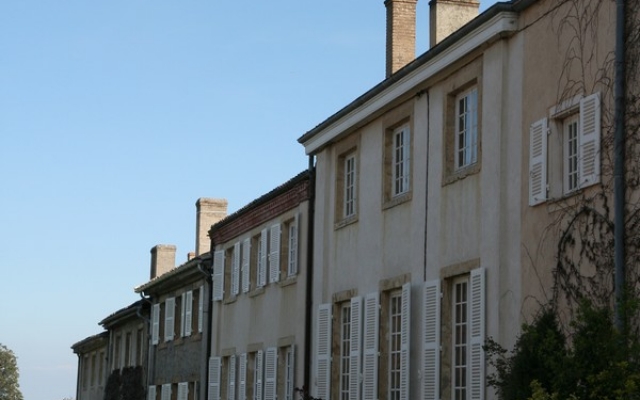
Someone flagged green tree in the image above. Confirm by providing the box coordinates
[0,343,24,400]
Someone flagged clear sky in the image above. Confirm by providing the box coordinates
[0,1,499,399]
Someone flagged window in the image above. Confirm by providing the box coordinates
[455,88,478,170]
[99,351,105,385]
[177,382,189,400]
[286,216,299,277]
[452,277,469,400]
[114,335,122,369]
[264,347,277,400]
[136,328,144,365]
[91,353,97,387]
[161,384,171,400]
[253,351,264,400]
[181,290,194,337]
[339,303,352,400]
[564,114,580,193]
[378,285,409,400]
[152,303,161,345]
[164,297,175,342]
[393,125,411,196]
[388,291,403,400]
[344,154,357,218]
[227,355,237,400]
[238,353,247,400]
[231,242,241,297]
[208,357,221,400]
[197,286,204,333]
[213,251,225,301]
[257,230,268,288]
[269,224,281,284]
[125,332,132,367]
[242,239,251,293]
[148,386,157,400]
[284,346,295,400]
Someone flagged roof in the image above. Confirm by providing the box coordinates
[71,331,109,354]
[134,251,212,295]
[99,299,149,328]
[297,1,523,152]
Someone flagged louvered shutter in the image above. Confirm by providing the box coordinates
[213,250,225,301]
[238,353,247,400]
[269,224,281,283]
[362,292,379,400]
[349,297,362,400]
[229,355,237,400]
[148,386,156,400]
[470,268,486,400]
[184,291,193,336]
[161,384,171,400]
[152,304,160,345]
[286,346,295,400]
[258,229,268,287]
[165,297,175,341]
[264,347,277,400]
[242,238,251,293]
[400,283,411,400]
[255,350,264,400]
[288,215,299,276]
[422,280,440,400]
[178,383,188,400]
[232,242,241,296]
[315,303,332,400]
[529,118,548,206]
[579,92,601,187]
[198,285,204,333]
[209,356,221,400]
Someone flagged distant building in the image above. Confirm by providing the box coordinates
[72,332,108,400]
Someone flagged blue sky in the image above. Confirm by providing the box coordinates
[0,1,499,399]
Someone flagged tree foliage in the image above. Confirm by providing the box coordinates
[0,343,24,400]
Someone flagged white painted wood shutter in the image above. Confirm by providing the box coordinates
[232,242,241,296]
[161,384,171,400]
[258,229,268,288]
[213,250,225,301]
[264,347,277,400]
[229,355,237,400]
[288,214,299,276]
[349,296,363,400]
[362,292,379,400]
[400,283,411,400]
[315,303,332,400]
[165,297,175,341]
[422,280,441,400]
[209,356,221,400]
[148,386,156,400]
[269,224,281,283]
[255,350,264,400]
[184,291,193,336]
[178,382,188,400]
[198,285,204,333]
[579,92,601,187]
[238,353,247,400]
[152,303,160,345]
[470,268,486,400]
[286,345,295,400]
[529,117,548,206]
[242,238,251,293]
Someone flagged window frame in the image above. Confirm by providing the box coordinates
[392,124,411,197]
[563,113,580,194]
[454,87,479,171]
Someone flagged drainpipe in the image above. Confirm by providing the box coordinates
[140,292,155,394]
[303,155,316,394]
[613,0,626,333]
[423,90,430,282]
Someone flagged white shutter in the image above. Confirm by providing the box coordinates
[242,238,251,293]
[198,285,204,333]
[269,224,281,283]
[184,291,193,336]
[579,92,601,187]
[165,297,175,342]
[288,215,299,276]
[349,297,362,400]
[258,229,268,288]
[178,382,188,400]
[238,353,247,400]
[264,347,277,400]
[422,280,440,400]
[400,283,411,400]
[209,356,221,400]
[315,303,332,400]
[255,350,264,400]
[161,384,171,400]
[213,250,225,301]
[362,292,379,400]
[470,268,486,400]
[229,355,237,400]
[148,386,156,400]
[529,118,548,206]
[232,242,241,296]
[152,304,160,345]
[286,346,295,400]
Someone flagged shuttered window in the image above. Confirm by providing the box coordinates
[362,292,379,400]
[529,118,548,205]
[238,353,247,400]
[422,280,441,400]
[242,239,251,293]
[258,230,268,288]
[182,291,193,337]
[578,92,601,188]
[148,386,156,400]
[213,250,225,301]
[349,297,362,400]
[269,224,281,283]
[177,383,188,400]
[264,348,277,400]
[285,346,295,400]
[287,215,299,277]
[161,384,171,400]
[469,268,486,400]
[232,242,241,296]
[164,297,175,342]
[316,304,332,400]
[198,285,204,333]
[152,304,160,345]
[228,355,237,400]
[209,357,221,400]
[254,350,264,400]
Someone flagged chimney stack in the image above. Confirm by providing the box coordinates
[385,0,418,78]
[150,244,176,279]
[429,0,480,48]
[195,198,228,256]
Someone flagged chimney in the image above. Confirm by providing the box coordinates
[429,0,480,48]
[195,198,228,256]
[150,244,176,279]
[385,0,418,78]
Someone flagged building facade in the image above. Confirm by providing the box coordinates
[72,332,109,400]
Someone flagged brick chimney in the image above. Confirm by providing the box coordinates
[429,0,480,47]
[195,198,228,256]
[150,244,176,279]
[385,0,418,78]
